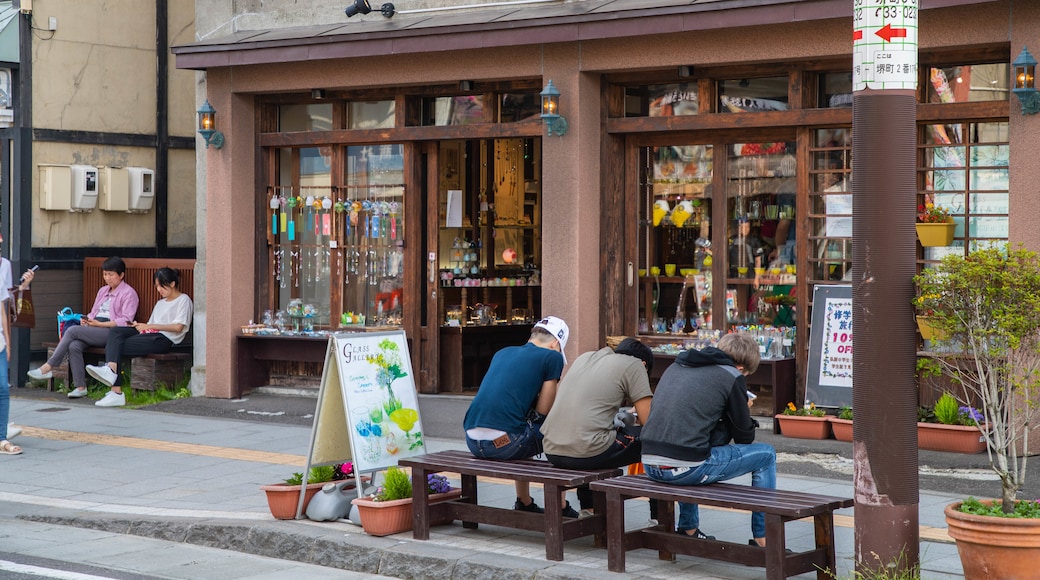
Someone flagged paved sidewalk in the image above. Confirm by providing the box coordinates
[1,396,964,579]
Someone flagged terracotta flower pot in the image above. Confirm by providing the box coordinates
[945,500,1040,579]
[260,481,328,520]
[774,414,832,439]
[829,417,853,442]
[917,422,987,453]
[352,489,463,537]
[916,221,955,247]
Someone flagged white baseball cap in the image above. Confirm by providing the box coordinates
[534,315,569,365]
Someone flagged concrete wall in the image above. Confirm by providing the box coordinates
[29,0,196,248]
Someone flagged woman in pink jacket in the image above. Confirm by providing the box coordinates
[26,256,139,398]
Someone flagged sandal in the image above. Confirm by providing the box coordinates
[0,440,22,455]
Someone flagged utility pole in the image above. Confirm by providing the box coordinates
[851,0,920,574]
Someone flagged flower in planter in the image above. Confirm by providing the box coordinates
[427,474,452,495]
[366,467,455,502]
[919,392,982,427]
[783,401,825,417]
[837,406,853,420]
[917,200,951,223]
[284,465,336,485]
[333,461,354,480]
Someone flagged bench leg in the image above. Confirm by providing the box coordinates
[410,466,431,541]
[764,514,787,580]
[461,474,478,529]
[543,484,565,561]
[603,490,627,573]
[657,499,675,562]
[814,512,837,580]
[592,488,607,548]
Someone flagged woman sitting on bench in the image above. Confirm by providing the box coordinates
[27,256,139,399]
[86,267,192,408]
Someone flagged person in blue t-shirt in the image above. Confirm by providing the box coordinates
[463,315,571,515]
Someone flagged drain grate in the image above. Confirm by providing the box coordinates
[36,407,70,412]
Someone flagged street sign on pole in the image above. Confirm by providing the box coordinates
[853,0,919,91]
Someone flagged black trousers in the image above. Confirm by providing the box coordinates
[105,327,174,387]
[547,425,658,516]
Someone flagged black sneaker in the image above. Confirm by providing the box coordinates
[677,528,715,540]
[514,498,544,513]
[749,539,793,553]
[562,501,579,518]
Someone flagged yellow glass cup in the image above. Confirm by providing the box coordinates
[664,263,677,277]
[638,269,647,277]
[737,267,749,276]
[650,266,661,276]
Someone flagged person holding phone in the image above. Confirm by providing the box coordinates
[87,267,192,407]
[27,256,139,399]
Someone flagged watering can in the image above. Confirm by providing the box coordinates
[306,481,360,522]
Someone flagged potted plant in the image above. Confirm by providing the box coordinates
[351,466,461,536]
[914,245,1040,578]
[915,198,955,247]
[829,406,853,442]
[916,392,986,454]
[775,401,832,439]
[261,463,347,520]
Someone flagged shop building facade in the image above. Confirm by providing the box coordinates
[175,0,1040,401]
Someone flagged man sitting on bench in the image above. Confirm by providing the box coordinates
[640,332,777,547]
[541,337,657,521]
[463,315,575,517]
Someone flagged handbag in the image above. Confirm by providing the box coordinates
[8,285,35,328]
[57,307,83,339]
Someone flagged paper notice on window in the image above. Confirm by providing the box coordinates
[445,189,462,228]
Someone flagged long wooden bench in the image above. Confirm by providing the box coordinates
[41,342,191,392]
[589,475,853,579]
[397,449,622,561]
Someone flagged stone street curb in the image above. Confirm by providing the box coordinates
[18,512,632,580]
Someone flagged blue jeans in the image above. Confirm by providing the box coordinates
[645,443,776,538]
[0,347,9,440]
[466,421,543,460]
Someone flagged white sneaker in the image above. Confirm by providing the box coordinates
[95,391,126,407]
[67,387,89,398]
[86,364,118,387]
[27,368,53,380]
[6,424,21,439]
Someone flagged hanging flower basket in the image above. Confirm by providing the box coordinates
[916,220,956,247]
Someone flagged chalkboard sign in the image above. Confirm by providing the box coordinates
[304,330,426,477]
[805,284,853,409]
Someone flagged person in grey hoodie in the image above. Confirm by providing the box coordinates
[640,332,777,547]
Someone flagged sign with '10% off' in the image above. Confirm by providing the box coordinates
[853,0,919,92]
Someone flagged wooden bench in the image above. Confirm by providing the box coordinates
[589,475,853,579]
[41,342,191,392]
[397,449,622,561]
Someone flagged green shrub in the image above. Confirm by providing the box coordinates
[837,406,853,420]
[376,466,412,501]
[932,393,960,425]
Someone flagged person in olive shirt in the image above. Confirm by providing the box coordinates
[541,338,655,517]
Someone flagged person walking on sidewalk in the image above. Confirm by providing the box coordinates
[463,315,572,515]
[27,256,140,399]
[86,268,192,408]
[640,332,777,547]
[541,337,655,519]
[0,287,21,455]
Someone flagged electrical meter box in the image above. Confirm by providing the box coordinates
[39,164,99,212]
[99,166,129,212]
[127,167,154,213]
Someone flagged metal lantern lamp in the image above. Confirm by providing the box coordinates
[540,80,568,136]
[197,100,224,149]
[1012,47,1040,115]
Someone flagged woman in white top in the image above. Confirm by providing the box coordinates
[86,267,192,408]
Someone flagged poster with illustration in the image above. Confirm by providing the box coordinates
[306,330,426,476]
